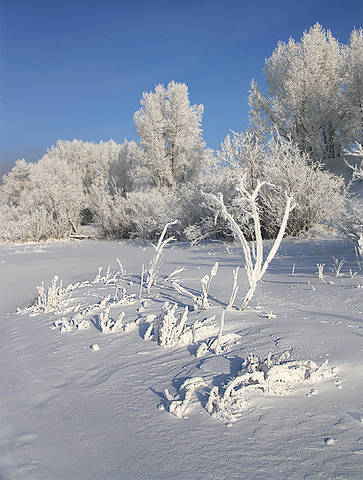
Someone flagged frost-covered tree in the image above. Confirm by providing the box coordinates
[344,29,363,147]
[0,159,34,207]
[42,139,122,200]
[109,140,142,195]
[0,153,85,241]
[134,81,210,188]
[186,132,347,242]
[249,23,363,173]
[28,154,85,236]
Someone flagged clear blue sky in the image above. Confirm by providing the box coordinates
[1,0,361,176]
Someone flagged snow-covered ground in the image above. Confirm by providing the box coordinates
[1,237,362,479]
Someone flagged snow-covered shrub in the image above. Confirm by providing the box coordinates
[203,178,295,310]
[144,302,190,347]
[186,132,347,243]
[93,265,120,284]
[113,286,136,305]
[163,377,207,418]
[98,308,125,334]
[345,143,363,182]
[120,189,180,240]
[258,135,348,237]
[0,152,85,241]
[86,186,127,238]
[206,352,335,422]
[33,276,73,313]
[334,198,363,260]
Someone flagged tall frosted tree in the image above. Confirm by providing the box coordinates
[249,23,363,173]
[133,81,209,188]
[0,159,34,207]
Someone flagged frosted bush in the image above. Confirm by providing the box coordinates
[93,265,119,284]
[113,286,135,305]
[206,352,336,422]
[205,131,348,241]
[33,276,73,313]
[345,143,363,182]
[204,178,295,310]
[121,189,181,240]
[335,199,363,260]
[144,302,190,347]
[99,308,125,334]
[259,136,347,237]
[163,377,207,418]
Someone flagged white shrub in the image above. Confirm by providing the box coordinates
[203,177,295,310]
[33,276,73,313]
[163,377,207,418]
[144,302,190,347]
[206,352,336,422]
[99,308,125,334]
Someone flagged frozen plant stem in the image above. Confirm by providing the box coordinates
[333,258,345,277]
[227,266,239,311]
[203,180,295,311]
[139,264,145,299]
[214,308,226,355]
[146,221,177,294]
[317,264,326,283]
[215,267,240,353]
[291,264,296,276]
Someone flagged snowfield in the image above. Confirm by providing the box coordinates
[1,238,363,479]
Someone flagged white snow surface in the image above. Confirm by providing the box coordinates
[1,238,363,479]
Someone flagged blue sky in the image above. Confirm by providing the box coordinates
[1,0,361,176]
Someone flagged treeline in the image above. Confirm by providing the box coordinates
[0,24,362,243]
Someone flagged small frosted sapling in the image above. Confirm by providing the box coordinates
[214,266,239,354]
[203,179,295,311]
[146,221,177,294]
[139,264,145,299]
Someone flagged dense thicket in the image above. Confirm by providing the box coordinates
[1,25,361,244]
